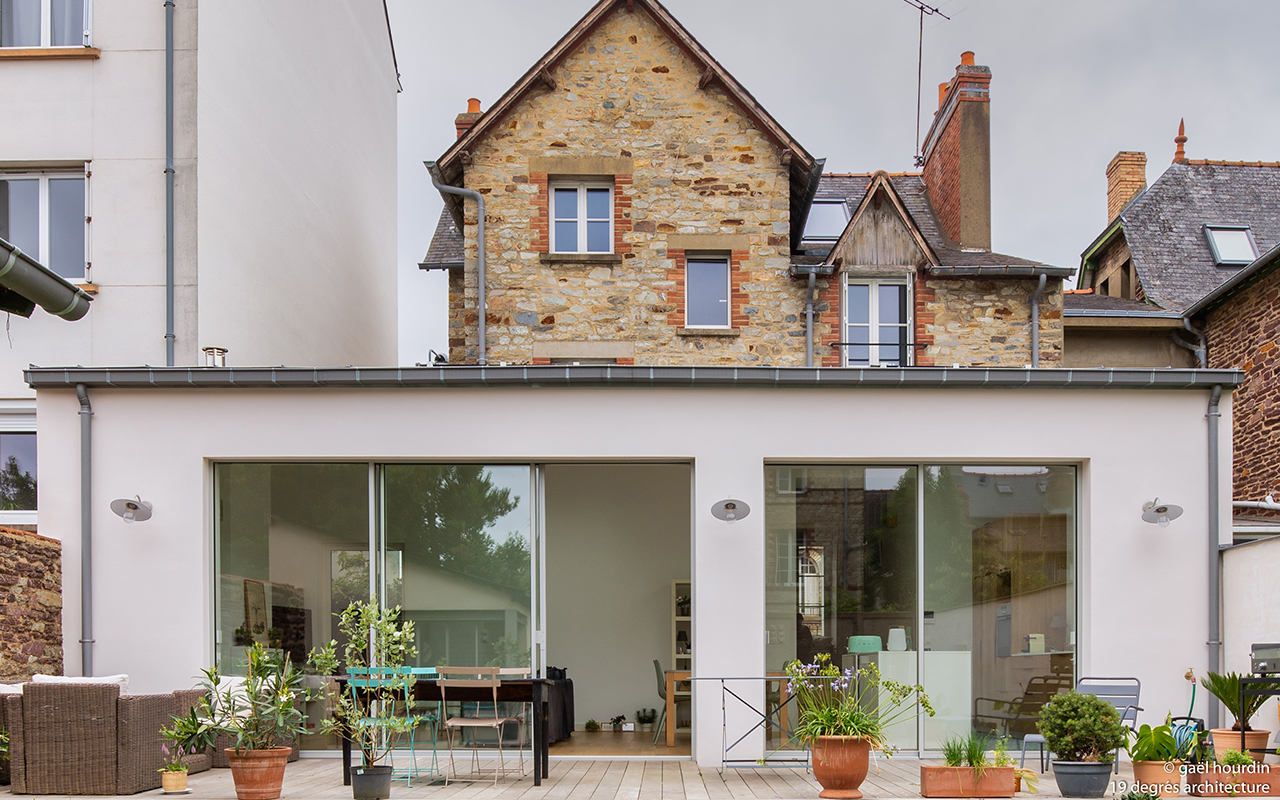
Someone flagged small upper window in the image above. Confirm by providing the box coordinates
[1205,226,1259,266]
[0,432,36,511]
[0,172,87,280]
[551,182,612,254]
[686,257,730,328]
[803,201,849,242]
[0,0,89,47]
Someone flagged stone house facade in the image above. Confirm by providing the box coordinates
[421,0,1067,369]
[0,527,61,680]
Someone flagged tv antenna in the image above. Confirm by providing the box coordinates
[900,0,950,167]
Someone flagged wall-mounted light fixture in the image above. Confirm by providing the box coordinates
[110,496,153,523]
[1141,498,1183,528]
[711,499,750,523]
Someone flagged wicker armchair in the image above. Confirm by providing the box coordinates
[2,683,212,795]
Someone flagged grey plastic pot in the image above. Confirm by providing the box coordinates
[352,765,393,800]
[1051,761,1114,798]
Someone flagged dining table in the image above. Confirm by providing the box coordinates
[336,676,553,786]
[663,670,691,747]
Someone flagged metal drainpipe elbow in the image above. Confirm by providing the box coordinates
[425,161,486,366]
[1183,318,1208,368]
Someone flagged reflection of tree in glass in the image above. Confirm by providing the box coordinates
[923,467,975,612]
[0,455,36,510]
[330,551,404,612]
[385,466,529,597]
[862,469,917,614]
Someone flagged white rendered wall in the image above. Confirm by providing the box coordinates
[34,383,1233,766]
[1223,537,1280,732]
[0,0,199,399]
[195,1,399,368]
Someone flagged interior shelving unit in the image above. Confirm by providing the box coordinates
[672,579,691,727]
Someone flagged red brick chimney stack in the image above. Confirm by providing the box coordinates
[922,51,992,251]
[1106,152,1147,222]
[1173,118,1187,164]
[455,98,483,139]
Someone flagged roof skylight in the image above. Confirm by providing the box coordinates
[1205,226,1259,265]
[803,201,850,241]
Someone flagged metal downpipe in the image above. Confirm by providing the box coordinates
[1207,383,1223,729]
[164,0,175,366]
[1180,318,1207,368]
[425,161,486,365]
[1030,272,1047,367]
[76,384,94,676]
[805,271,816,368]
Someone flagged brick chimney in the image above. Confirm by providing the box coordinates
[922,51,992,251]
[1105,151,1146,221]
[455,98,482,139]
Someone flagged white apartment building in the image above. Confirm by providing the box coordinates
[0,0,400,528]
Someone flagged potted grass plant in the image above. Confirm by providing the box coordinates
[1200,671,1280,764]
[921,730,1017,798]
[1126,718,1195,798]
[173,642,313,800]
[309,599,418,800]
[1037,691,1128,798]
[785,653,933,799]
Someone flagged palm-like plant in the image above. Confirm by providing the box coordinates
[1200,672,1280,731]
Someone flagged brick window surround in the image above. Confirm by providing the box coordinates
[531,173,632,256]
[816,272,930,367]
[667,249,749,330]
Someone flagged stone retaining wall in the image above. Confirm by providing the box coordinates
[0,526,62,679]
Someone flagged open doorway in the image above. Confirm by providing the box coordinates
[544,463,692,756]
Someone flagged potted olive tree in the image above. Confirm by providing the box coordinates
[786,653,933,799]
[309,600,418,800]
[167,643,312,800]
[1037,692,1128,798]
[1201,671,1280,763]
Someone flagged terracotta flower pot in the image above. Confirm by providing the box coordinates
[1210,728,1272,764]
[810,736,871,799]
[1132,760,1182,797]
[226,746,292,800]
[161,770,189,792]
[920,765,1016,797]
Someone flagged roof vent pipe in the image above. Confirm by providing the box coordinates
[1030,272,1047,367]
[425,161,486,365]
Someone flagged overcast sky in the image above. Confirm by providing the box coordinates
[387,0,1280,365]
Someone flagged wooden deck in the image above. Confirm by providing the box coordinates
[8,755,1137,799]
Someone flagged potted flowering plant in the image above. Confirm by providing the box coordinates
[786,653,933,799]
[157,744,192,793]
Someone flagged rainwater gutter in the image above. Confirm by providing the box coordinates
[76,384,94,676]
[0,237,93,320]
[1030,272,1047,367]
[426,161,486,365]
[1207,384,1223,729]
[164,0,175,366]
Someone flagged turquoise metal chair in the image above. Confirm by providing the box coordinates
[388,667,441,786]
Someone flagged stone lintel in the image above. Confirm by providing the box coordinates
[532,341,635,360]
[529,156,634,176]
[667,234,751,251]
[676,328,741,338]
[538,253,624,265]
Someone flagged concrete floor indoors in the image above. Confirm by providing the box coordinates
[3,756,1137,799]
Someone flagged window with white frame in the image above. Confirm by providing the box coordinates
[0,0,90,47]
[845,279,910,367]
[686,256,730,328]
[551,181,612,254]
[0,172,86,280]
[0,431,36,512]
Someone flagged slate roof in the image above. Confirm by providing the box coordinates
[1105,161,1280,314]
[812,173,1056,270]
[420,209,463,268]
[1063,292,1170,314]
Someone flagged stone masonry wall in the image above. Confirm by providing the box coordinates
[451,5,803,366]
[1206,267,1280,515]
[0,526,62,679]
[919,278,1063,366]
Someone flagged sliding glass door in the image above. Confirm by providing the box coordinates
[764,463,1077,753]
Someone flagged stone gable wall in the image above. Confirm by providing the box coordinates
[450,6,804,366]
[0,526,62,679]
[1206,268,1280,514]
[919,279,1063,367]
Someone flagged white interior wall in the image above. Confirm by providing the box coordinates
[545,464,690,727]
[33,381,1232,766]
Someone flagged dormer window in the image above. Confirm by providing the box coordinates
[1205,225,1259,266]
